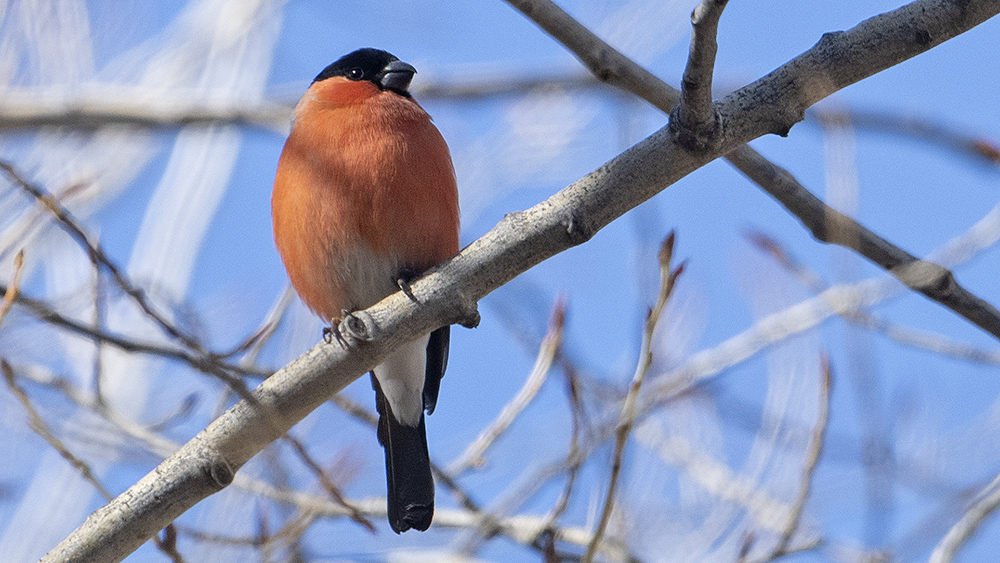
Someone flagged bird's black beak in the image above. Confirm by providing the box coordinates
[379,59,417,95]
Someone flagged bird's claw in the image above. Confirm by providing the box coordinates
[323,313,351,349]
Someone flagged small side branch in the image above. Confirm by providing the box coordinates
[929,473,1000,563]
[2,360,115,502]
[0,251,25,328]
[447,297,565,475]
[0,160,262,399]
[672,0,730,152]
[773,354,832,556]
[583,233,684,563]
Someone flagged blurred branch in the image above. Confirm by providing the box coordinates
[810,108,1000,168]
[237,475,639,562]
[505,0,1000,341]
[648,197,1000,416]
[2,360,114,502]
[747,230,1000,365]
[773,354,832,556]
[448,297,565,475]
[0,92,291,133]
[0,74,610,133]
[41,1,1000,560]
[929,473,1000,563]
[0,250,24,328]
[729,148,1000,339]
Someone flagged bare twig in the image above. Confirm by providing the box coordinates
[448,297,566,475]
[0,250,25,328]
[541,358,587,532]
[0,161,260,400]
[280,435,374,532]
[584,234,683,563]
[2,360,114,501]
[929,473,1000,563]
[16,364,180,457]
[672,0,729,152]
[774,354,832,555]
[1,162,194,347]
[747,230,1000,365]
[0,285,270,378]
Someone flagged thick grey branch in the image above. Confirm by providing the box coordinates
[41,1,1000,561]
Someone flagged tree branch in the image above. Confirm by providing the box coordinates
[672,0,729,152]
[40,1,1000,561]
[505,0,1000,340]
[0,93,291,133]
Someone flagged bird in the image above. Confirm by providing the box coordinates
[271,48,460,533]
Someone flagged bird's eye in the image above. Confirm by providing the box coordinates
[347,68,364,80]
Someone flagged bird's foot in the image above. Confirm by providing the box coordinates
[323,310,354,349]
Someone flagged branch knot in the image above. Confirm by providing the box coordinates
[668,105,723,153]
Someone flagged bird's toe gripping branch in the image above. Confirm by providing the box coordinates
[322,309,370,348]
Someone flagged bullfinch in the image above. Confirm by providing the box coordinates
[271,48,460,533]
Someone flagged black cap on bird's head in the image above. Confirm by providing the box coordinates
[313,48,417,97]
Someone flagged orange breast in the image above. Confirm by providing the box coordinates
[272,79,460,321]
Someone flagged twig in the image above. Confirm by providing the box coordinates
[280,435,374,532]
[448,297,566,475]
[928,473,1000,563]
[747,230,1000,365]
[774,354,832,555]
[2,360,114,501]
[584,233,684,563]
[672,0,729,152]
[221,286,295,363]
[0,250,25,327]
[452,300,566,557]
[0,160,260,400]
[0,284,270,378]
[540,356,587,533]
[90,260,107,406]
[1,161,195,347]
[16,364,180,457]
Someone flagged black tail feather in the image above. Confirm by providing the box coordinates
[371,373,434,533]
[423,326,449,414]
